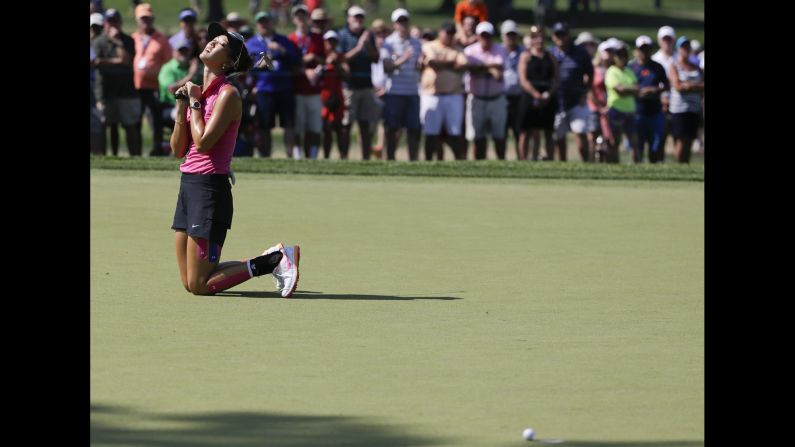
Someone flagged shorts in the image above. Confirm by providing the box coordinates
[99,97,142,126]
[343,88,381,126]
[466,94,508,140]
[553,104,590,139]
[606,108,636,137]
[295,94,323,134]
[420,94,464,136]
[171,173,233,247]
[382,94,421,131]
[255,90,296,130]
[517,93,556,131]
[671,112,700,139]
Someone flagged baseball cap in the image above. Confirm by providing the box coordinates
[675,36,690,49]
[552,22,569,34]
[657,25,675,40]
[208,22,247,70]
[105,8,121,20]
[90,12,105,27]
[605,37,624,50]
[575,31,599,45]
[311,8,329,21]
[475,21,495,36]
[391,8,410,22]
[500,20,518,35]
[291,4,309,16]
[635,35,653,48]
[254,11,271,22]
[691,39,702,52]
[171,34,191,50]
[226,12,243,22]
[323,30,339,41]
[135,3,154,19]
[179,8,197,21]
[348,6,366,17]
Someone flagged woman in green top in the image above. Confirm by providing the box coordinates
[604,44,639,163]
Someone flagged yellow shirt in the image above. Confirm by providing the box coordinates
[605,65,638,113]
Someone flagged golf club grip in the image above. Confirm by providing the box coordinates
[175,92,188,100]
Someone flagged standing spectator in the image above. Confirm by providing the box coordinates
[91,17,103,155]
[418,21,468,161]
[380,8,423,161]
[170,8,200,58]
[455,15,478,48]
[668,36,703,164]
[224,12,246,34]
[93,8,142,157]
[516,25,559,161]
[455,0,488,37]
[158,36,202,144]
[652,25,676,159]
[288,4,326,159]
[318,30,350,159]
[245,11,300,158]
[604,41,638,163]
[463,21,509,160]
[337,6,381,160]
[586,40,614,162]
[500,20,524,158]
[310,8,331,35]
[549,21,593,161]
[574,31,599,58]
[630,35,669,163]
[370,19,390,159]
[132,3,172,156]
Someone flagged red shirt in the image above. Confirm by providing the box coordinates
[288,31,325,95]
[455,1,489,24]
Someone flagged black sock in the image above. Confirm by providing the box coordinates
[247,251,283,277]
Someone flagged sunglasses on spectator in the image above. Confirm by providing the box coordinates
[354,14,365,19]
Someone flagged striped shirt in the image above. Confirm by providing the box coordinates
[381,33,422,96]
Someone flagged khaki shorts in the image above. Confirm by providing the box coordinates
[295,94,323,134]
[343,88,381,126]
[99,97,142,126]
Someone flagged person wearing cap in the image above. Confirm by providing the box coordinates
[310,8,331,35]
[336,5,380,160]
[667,36,703,163]
[317,30,350,159]
[169,22,301,298]
[455,0,488,38]
[549,21,593,161]
[378,8,423,161]
[418,22,468,160]
[369,19,391,159]
[629,35,669,163]
[224,12,247,34]
[500,20,525,157]
[516,25,559,161]
[245,11,300,158]
[462,21,510,160]
[169,9,200,58]
[158,36,203,139]
[92,9,142,157]
[586,39,615,162]
[288,4,326,159]
[574,31,600,58]
[603,40,639,163]
[652,25,677,152]
[132,3,173,156]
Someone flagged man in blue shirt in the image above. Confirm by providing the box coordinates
[337,6,380,160]
[549,22,593,161]
[246,11,300,158]
[630,35,669,163]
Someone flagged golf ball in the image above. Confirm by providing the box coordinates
[522,428,535,441]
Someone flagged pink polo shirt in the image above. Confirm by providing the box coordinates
[463,42,508,97]
[180,75,240,175]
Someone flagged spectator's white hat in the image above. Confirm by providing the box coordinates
[475,21,495,36]
[500,20,518,35]
[657,25,676,40]
[323,30,339,41]
[226,12,243,22]
[574,31,599,45]
[690,39,702,52]
[605,37,624,50]
[90,12,105,26]
[348,6,366,17]
[635,35,653,48]
[391,8,410,22]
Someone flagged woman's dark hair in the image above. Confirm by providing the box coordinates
[228,45,254,75]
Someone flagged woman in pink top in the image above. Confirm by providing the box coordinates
[587,41,614,162]
[170,22,300,298]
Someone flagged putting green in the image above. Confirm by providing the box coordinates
[91,170,703,447]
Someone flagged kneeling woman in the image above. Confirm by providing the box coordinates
[171,23,300,297]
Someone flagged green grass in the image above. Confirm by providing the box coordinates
[91,169,703,446]
[90,155,704,181]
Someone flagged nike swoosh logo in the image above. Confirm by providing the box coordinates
[192,224,200,228]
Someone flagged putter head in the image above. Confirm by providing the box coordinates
[255,52,275,70]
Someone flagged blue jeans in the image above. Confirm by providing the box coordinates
[635,112,666,162]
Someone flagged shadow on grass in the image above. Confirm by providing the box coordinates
[214,290,463,300]
[91,403,443,447]
[505,442,703,447]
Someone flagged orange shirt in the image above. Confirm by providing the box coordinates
[132,30,172,90]
[454,1,489,24]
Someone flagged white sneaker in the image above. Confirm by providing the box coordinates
[263,243,284,291]
[292,146,303,159]
[273,245,300,298]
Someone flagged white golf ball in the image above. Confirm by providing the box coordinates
[523,428,535,441]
